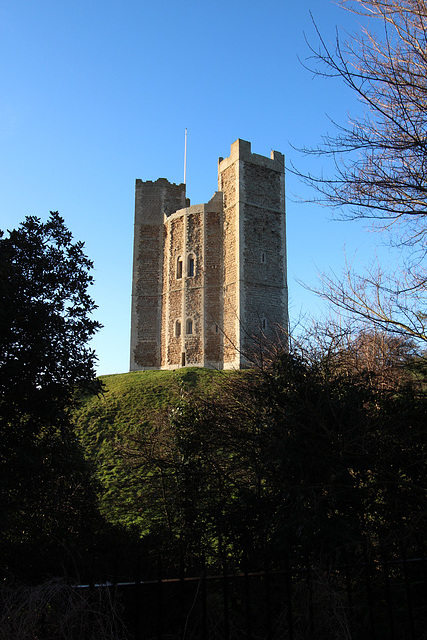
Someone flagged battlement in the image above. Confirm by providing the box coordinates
[135,177,187,189]
[218,138,285,174]
[134,178,189,225]
[169,191,224,222]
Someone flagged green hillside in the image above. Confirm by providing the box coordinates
[73,367,229,534]
[73,353,427,566]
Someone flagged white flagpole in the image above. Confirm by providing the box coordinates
[184,128,187,185]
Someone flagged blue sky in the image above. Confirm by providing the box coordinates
[0,0,386,375]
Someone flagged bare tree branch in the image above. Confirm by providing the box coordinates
[295,1,427,339]
[296,1,427,240]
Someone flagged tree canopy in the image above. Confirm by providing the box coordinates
[73,330,426,571]
[0,211,101,420]
[0,212,102,572]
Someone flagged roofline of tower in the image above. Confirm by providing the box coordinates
[167,191,223,221]
[135,177,187,189]
[218,138,285,174]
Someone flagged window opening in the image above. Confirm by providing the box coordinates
[181,352,186,366]
[188,256,195,277]
[186,319,193,335]
[175,320,181,338]
[176,257,183,279]
[262,318,267,331]
[261,251,266,264]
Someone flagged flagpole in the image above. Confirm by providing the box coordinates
[184,128,187,185]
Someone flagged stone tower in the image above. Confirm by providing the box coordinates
[130,139,287,371]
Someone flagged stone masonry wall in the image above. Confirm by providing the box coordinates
[161,206,206,368]
[130,140,287,372]
[240,154,287,359]
[204,194,223,367]
[184,211,203,366]
[218,159,239,367]
[162,214,184,368]
[132,223,162,367]
[130,179,188,370]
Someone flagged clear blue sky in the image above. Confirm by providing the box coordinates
[0,0,384,376]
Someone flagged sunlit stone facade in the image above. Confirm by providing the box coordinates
[130,139,288,370]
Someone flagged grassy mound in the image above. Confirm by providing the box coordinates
[73,368,227,533]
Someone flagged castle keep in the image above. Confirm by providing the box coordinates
[130,139,288,370]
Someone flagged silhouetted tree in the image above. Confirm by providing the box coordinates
[0,212,102,575]
[123,330,427,567]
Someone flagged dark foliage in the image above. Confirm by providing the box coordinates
[0,212,103,576]
[122,333,427,570]
[0,211,101,417]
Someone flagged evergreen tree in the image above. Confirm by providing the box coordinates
[0,212,102,575]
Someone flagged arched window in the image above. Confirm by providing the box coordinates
[175,320,181,338]
[188,255,195,277]
[186,318,193,335]
[176,256,183,279]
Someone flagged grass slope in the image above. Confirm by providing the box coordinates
[73,368,226,534]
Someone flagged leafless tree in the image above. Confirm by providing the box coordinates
[295,314,419,389]
[296,0,427,341]
[315,255,427,341]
